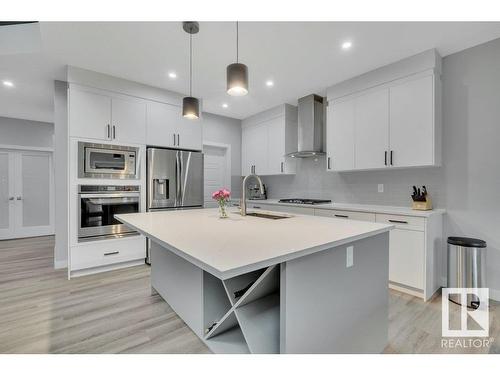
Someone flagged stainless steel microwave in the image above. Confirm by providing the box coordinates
[78,142,139,179]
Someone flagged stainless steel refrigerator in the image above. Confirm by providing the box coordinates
[146,147,204,263]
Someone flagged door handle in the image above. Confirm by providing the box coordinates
[327,157,331,170]
[104,251,119,256]
[173,134,176,146]
[334,214,349,218]
[112,125,116,140]
[16,196,22,200]
[106,124,110,139]
[390,150,393,166]
[177,134,180,146]
[384,151,387,166]
[8,197,14,201]
[280,162,284,173]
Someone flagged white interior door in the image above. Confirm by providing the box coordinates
[14,152,54,238]
[0,151,15,239]
[203,145,230,208]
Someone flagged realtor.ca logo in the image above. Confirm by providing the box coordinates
[441,288,493,349]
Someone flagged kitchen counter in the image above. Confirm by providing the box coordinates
[116,208,393,354]
[245,199,445,217]
[116,208,392,279]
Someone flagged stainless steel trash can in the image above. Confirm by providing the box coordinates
[447,236,487,308]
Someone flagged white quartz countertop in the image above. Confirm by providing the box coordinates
[245,199,445,218]
[116,208,393,279]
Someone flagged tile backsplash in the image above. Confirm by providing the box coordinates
[261,157,444,208]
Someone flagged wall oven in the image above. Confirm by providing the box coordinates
[78,142,139,179]
[78,185,140,242]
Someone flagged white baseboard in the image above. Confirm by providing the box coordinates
[54,259,67,269]
[489,288,500,302]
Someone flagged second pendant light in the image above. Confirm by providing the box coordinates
[182,21,200,119]
[227,21,249,96]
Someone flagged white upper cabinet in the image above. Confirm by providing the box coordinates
[326,98,355,171]
[111,96,146,144]
[326,49,442,172]
[146,101,177,148]
[241,104,298,176]
[69,86,146,144]
[69,89,112,140]
[354,89,389,170]
[146,101,202,151]
[389,75,434,168]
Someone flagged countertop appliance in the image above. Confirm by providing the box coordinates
[278,198,332,205]
[146,147,204,263]
[78,142,139,179]
[78,185,140,242]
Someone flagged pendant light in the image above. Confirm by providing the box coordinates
[182,21,200,119]
[227,21,249,96]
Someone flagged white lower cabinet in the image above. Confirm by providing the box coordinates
[70,236,146,272]
[387,228,425,290]
[244,202,442,301]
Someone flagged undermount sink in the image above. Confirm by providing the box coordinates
[245,211,293,220]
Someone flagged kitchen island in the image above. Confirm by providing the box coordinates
[116,208,393,354]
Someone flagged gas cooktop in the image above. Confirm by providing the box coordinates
[278,198,332,205]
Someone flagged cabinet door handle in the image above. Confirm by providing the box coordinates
[253,206,261,209]
[384,151,387,166]
[173,134,176,146]
[8,197,14,201]
[327,157,331,170]
[112,125,116,140]
[390,150,393,166]
[177,134,180,146]
[388,219,408,224]
[106,124,110,139]
[280,162,284,173]
[334,214,349,218]
[16,196,22,201]
[104,251,119,256]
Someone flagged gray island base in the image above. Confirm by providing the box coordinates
[116,209,392,354]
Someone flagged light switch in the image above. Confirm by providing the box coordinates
[378,184,384,193]
[346,246,354,268]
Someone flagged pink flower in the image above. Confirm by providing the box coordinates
[212,188,231,202]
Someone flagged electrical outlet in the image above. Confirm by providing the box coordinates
[346,246,354,268]
[378,184,384,193]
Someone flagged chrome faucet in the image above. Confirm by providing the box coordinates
[240,173,265,216]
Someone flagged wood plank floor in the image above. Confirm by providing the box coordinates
[0,236,498,354]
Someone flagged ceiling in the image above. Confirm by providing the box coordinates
[2,21,500,123]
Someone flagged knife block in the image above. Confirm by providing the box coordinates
[412,197,432,211]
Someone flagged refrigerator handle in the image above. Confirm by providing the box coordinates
[175,151,181,206]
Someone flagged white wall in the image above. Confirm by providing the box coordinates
[0,116,53,148]
[442,37,500,298]
[53,81,68,268]
[202,112,242,198]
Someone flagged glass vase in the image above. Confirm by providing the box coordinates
[218,202,228,218]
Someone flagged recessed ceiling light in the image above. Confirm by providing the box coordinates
[341,41,353,50]
[168,72,177,79]
[222,103,228,108]
[2,80,14,87]
[266,80,274,87]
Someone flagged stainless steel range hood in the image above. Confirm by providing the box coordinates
[286,94,325,158]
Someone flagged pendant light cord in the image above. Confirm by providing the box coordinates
[236,21,239,63]
[189,33,193,96]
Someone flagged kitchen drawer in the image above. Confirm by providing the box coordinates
[314,209,375,222]
[375,213,425,231]
[71,235,146,271]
